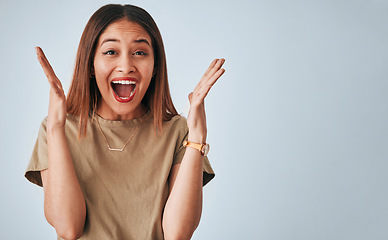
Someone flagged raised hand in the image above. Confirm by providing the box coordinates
[187,58,225,143]
[35,47,67,129]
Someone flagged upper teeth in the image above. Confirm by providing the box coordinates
[112,80,136,85]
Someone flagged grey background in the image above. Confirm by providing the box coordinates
[1,0,387,239]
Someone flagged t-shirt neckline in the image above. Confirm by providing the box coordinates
[92,110,152,127]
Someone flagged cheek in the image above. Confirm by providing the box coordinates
[94,58,109,77]
[93,63,108,91]
[94,59,112,89]
[144,59,155,79]
[147,66,154,78]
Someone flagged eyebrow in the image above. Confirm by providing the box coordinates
[134,39,151,46]
[100,38,119,46]
[100,38,151,47]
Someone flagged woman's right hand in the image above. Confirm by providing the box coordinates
[35,47,67,129]
[37,47,86,239]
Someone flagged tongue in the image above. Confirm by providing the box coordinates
[114,84,135,98]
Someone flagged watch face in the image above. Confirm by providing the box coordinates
[202,144,210,156]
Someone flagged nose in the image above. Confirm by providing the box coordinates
[117,55,136,74]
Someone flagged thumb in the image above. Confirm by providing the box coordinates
[188,92,193,103]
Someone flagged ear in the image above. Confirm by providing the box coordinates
[90,65,95,77]
[152,68,156,77]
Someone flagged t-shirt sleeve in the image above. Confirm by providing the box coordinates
[25,118,49,187]
[172,117,215,186]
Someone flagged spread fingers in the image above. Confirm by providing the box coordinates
[35,47,63,89]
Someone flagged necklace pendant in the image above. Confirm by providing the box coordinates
[96,111,150,152]
[108,147,124,152]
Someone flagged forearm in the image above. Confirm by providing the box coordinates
[43,127,86,239]
[162,58,224,239]
[163,145,204,239]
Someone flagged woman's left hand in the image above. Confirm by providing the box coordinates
[187,58,225,143]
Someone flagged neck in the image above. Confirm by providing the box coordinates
[96,102,147,121]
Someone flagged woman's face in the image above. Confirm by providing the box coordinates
[93,19,154,120]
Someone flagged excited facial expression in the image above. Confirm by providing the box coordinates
[93,19,154,120]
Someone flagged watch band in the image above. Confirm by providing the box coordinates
[182,140,210,156]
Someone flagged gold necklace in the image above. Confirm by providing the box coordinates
[95,111,150,152]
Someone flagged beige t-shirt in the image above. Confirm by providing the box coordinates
[25,112,214,240]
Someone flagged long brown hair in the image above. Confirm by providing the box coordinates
[67,4,178,137]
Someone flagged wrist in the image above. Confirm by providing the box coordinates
[183,140,210,156]
[187,133,206,143]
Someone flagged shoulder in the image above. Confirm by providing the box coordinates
[39,116,48,130]
[38,114,81,139]
[157,114,188,140]
[164,114,188,131]
[39,114,80,128]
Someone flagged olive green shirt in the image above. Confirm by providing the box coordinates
[25,112,214,239]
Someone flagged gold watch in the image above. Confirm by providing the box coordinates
[183,141,210,156]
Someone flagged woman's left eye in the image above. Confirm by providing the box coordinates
[134,51,148,56]
[103,50,116,55]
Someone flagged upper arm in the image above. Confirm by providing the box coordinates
[168,163,180,194]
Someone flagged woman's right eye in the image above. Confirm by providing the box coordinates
[102,50,116,55]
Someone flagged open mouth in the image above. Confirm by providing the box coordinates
[111,80,137,102]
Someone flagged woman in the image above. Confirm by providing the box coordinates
[25,4,225,240]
